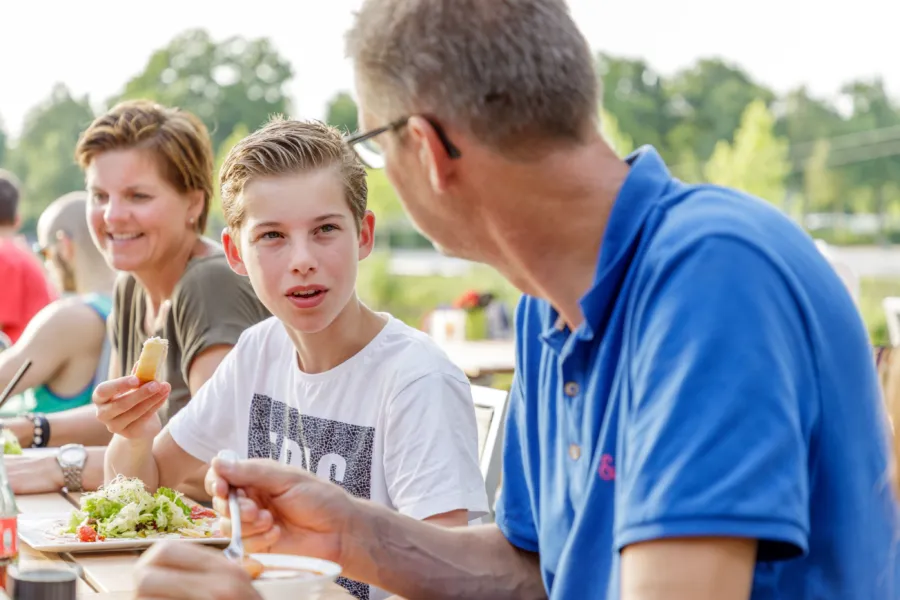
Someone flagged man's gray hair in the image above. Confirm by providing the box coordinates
[346,0,599,152]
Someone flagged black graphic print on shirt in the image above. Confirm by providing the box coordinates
[247,393,375,599]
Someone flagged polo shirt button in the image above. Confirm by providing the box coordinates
[564,382,579,397]
[569,444,581,460]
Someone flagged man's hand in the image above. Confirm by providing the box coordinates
[92,374,169,439]
[134,540,262,600]
[5,454,63,494]
[206,458,546,600]
[206,457,354,567]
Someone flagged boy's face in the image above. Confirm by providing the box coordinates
[223,168,374,335]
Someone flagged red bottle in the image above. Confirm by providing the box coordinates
[0,455,19,591]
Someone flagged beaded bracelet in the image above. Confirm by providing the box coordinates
[27,413,50,448]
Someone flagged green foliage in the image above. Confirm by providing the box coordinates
[5,37,900,339]
[596,54,669,156]
[209,123,250,235]
[325,91,359,133]
[5,84,95,227]
[366,167,407,230]
[859,277,900,347]
[665,59,776,162]
[0,116,7,168]
[113,29,293,150]
[357,253,521,328]
[598,107,634,157]
[704,100,790,204]
[803,140,842,213]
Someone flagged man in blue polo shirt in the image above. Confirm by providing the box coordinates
[131,1,899,599]
[496,143,898,598]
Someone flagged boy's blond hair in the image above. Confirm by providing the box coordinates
[220,118,367,233]
[75,100,215,234]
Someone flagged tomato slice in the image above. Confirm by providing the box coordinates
[190,505,217,520]
[77,525,99,543]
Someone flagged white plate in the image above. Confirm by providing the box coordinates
[250,554,342,600]
[17,512,230,553]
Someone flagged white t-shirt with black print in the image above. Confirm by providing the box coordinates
[167,315,489,600]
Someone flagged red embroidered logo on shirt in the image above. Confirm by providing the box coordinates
[598,454,616,481]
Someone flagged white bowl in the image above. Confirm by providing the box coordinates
[250,553,342,600]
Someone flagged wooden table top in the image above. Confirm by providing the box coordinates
[13,491,352,598]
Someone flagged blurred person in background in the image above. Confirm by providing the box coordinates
[6,100,270,497]
[0,169,55,345]
[0,191,115,422]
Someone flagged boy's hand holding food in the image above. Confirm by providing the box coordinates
[93,337,171,439]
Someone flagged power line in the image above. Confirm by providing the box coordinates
[790,124,900,163]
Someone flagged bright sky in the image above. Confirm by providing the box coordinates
[2,0,897,140]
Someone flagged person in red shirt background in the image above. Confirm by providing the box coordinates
[0,170,55,344]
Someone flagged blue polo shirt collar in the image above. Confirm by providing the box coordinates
[541,145,673,345]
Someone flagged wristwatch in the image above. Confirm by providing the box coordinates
[57,444,87,492]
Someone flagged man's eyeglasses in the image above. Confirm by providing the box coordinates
[344,116,461,169]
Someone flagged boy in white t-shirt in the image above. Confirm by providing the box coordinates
[97,118,489,600]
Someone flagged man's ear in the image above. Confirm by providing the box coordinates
[406,116,455,194]
[358,211,376,261]
[222,228,248,276]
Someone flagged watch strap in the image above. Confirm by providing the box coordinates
[61,463,84,493]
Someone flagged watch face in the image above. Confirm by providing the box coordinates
[59,446,85,465]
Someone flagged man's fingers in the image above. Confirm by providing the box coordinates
[240,526,282,554]
[211,457,305,497]
[139,540,231,573]
[93,375,142,403]
[219,508,273,540]
[136,567,249,600]
[212,495,259,520]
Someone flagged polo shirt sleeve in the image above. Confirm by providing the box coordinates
[495,369,541,553]
[615,235,811,561]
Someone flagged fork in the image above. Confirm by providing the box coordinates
[217,449,243,563]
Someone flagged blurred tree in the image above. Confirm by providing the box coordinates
[599,107,634,157]
[670,149,705,184]
[837,79,900,232]
[325,91,359,133]
[0,116,7,168]
[208,123,250,236]
[113,29,293,149]
[776,86,846,191]
[595,53,670,158]
[803,140,842,213]
[666,58,775,163]
[4,84,95,228]
[704,99,790,205]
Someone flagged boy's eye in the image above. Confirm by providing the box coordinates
[91,193,109,204]
[260,231,283,240]
[318,224,339,234]
[132,193,151,200]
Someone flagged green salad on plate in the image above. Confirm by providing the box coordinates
[1,429,21,455]
[64,475,218,542]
